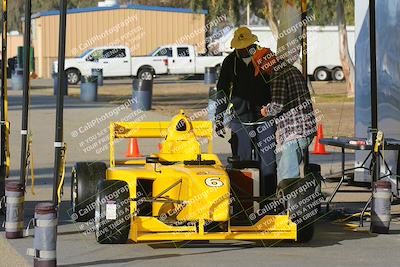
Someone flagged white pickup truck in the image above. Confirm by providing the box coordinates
[150,45,224,76]
[54,45,224,84]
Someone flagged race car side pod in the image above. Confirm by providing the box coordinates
[0,0,10,208]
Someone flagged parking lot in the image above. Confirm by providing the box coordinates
[1,78,399,267]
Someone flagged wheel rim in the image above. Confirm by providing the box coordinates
[95,193,101,237]
[140,71,153,80]
[316,70,328,80]
[67,72,79,84]
[71,168,77,213]
[334,69,344,80]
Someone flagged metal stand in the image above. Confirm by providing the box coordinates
[359,194,373,227]
[326,148,391,211]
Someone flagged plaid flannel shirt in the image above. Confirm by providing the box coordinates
[266,65,317,145]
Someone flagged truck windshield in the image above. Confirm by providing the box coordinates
[148,47,172,57]
[148,47,160,56]
[79,49,93,58]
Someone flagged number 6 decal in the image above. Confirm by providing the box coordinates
[205,177,224,187]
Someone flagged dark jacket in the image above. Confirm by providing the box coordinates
[216,51,271,123]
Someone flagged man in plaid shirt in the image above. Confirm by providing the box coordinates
[260,63,317,182]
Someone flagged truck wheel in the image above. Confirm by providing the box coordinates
[71,162,107,222]
[138,68,154,80]
[66,69,81,85]
[95,180,131,244]
[332,67,345,81]
[313,67,330,81]
[277,177,319,243]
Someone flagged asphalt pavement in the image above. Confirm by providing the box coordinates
[1,82,399,267]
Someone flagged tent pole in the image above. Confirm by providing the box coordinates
[0,0,9,199]
[19,0,31,187]
[301,0,309,169]
[52,0,67,207]
[369,0,379,182]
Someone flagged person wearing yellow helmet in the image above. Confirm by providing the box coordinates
[215,27,277,197]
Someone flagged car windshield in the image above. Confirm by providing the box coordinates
[79,49,94,58]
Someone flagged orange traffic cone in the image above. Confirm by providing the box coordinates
[126,138,142,158]
[312,124,330,155]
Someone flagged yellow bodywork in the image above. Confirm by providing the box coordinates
[107,110,297,242]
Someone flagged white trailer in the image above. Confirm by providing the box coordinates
[216,25,355,81]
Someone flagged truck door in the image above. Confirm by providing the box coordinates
[168,46,195,74]
[99,48,131,77]
[85,49,106,76]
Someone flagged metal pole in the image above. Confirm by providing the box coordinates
[247,3,250,25]
[1,0,9,198]
[369,0,379,182]
[301,0,309,168]
[19,0,31,187]
[52,0,67,206]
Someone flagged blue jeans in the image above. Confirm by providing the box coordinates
[276,136,314,183]
[230,120,277,196]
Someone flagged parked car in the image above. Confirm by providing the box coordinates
[54,46,168,84]
[54,45,224,84]
[150,45,224,76]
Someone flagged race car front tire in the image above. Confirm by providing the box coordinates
[95,180,131,244]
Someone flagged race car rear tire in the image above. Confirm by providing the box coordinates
[277,177,319,243]
[71,162,107,222]
[95,180,131,244]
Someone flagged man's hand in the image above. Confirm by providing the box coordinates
[215,120,226,138]
[260,106,269,117]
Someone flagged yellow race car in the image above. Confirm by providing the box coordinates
[70,110,319,244]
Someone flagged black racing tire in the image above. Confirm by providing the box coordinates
[95,180,131,244]
[71,162,107,222]
[277,177,320,243]
[137,68,154,80]
[66,68,81,85]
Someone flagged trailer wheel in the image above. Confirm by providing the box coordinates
[332,67,345,81]
[277,177,319,243]
[95,180,130,244]
[66,68,81,85]
[313,67,330,81]
[138,68,154,80]
[71,162,107,222]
